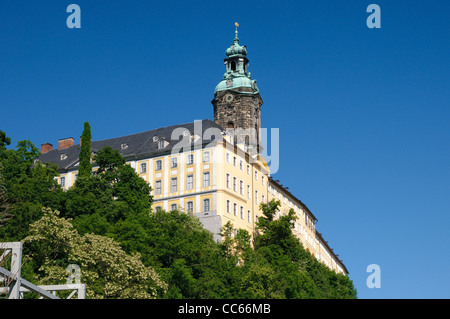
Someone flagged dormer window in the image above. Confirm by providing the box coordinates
[60,154,68,160]
[158,139,165,149]
[121,143,128,150]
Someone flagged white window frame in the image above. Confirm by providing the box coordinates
[203,172,210,188]
[155,180,162,195]
[203,198,210,212]
[186,174,194,190]
[186,201,194,213]
[203,151,210,163]
[170,177,178,193]
[187,154,194,165]
[171,157,178,168]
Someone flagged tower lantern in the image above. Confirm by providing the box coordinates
[212,24,263,153]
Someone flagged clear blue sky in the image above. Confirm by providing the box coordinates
[1,0,449,299]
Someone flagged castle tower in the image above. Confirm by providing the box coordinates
[212,25,263,153]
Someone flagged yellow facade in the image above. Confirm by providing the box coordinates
[55,137,347,275]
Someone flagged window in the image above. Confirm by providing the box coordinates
[247,165,250,175]
[187,201,194,213]
[203,172,210,188]
[239,180,243,195]
[233,203,237,216]
[158,140,165,149]
[170,204,177,211]
[240,206,244,219]
[155,180,162,195]
[239,160,243,171]
[233,177,237,192]
[140,162,147,173]
[203,199,210,212]
[226,173,230,188]
[203,151,210,163]
[233,157,237,167]
[186,174,194,190]
[262,194,265,204]
[171,157,178,168]
[226,200,230,213]
[171,177,178,193]
[247,185,251,199]
[262,176,264,186]
[255,190,258,204]
[60,177,65,187]
[155,160,162,171]
[248,210,251,223]
[155,206,162,212]
[226,153,230,163]
[255,171,258,181]
[187,154,194,165]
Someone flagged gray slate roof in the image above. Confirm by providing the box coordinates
[38,119,224,172]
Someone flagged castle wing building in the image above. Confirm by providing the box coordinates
[38,29,348,275]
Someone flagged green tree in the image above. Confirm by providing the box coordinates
[0,132,63,240]
[0,130,11,152]
[23,207,167,299]
[115,209,233,299]
[253,199,357,299]
[78,122,92,178]
[94,145,126,177]
[0,184,12,228]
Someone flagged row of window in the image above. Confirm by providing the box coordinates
[154,172,211,195]
[154,198,211,213]
[140,152,211,174]
[226,200,252,223]
[225,173,265,204]
[225,153,265,185]
[268,184,316,232]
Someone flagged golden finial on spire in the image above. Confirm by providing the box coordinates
[235,22,239,28]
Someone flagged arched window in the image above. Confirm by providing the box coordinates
[230,61,236,71]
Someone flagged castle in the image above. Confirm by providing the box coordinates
[38,28,348,275]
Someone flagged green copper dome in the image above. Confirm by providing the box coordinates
[214,29,259,94]
[225,30,247,57]
[214,76,258,93]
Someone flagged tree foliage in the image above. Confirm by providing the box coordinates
[24,208,167,299]
[78,122,92,178]
[0,131,63,240]
[0,127,357,299]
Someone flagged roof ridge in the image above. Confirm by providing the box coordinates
[92,119,215,144]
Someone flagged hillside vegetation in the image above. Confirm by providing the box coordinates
[0,128,356,299]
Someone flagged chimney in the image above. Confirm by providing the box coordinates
[41,143,53,154]
[58,137,75,150]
